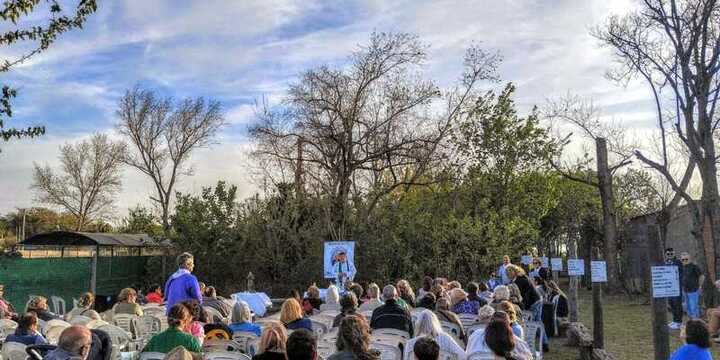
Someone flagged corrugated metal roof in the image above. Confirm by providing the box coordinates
[22,231,166,247]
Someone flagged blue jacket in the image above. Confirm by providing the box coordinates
[669,344,712,360]
[164,269,202,313]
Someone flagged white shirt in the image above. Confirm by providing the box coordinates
[404,332,467,360]
[466,328,533,360]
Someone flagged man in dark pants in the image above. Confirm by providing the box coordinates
[665,247,683,329]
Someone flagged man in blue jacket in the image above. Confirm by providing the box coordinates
[164,252,202,314]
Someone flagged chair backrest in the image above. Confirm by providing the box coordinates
[73,298,80,309]
[369,342,402,360]
[70,315,93,326]
[407,349,458,360]
[0,319,18,333]
[319,304,339,312]
[520,311,533,324]
[316,341,334,360]
[204,351,251,360]
[371,328,410,340]
[524,321,545,359]
[2,341,28,360]
[231,332,259,354]
[45,324,70,345]
[204,306,228,324]
[112,314,137,336]
[50,296,66,316]
[458,313,479,328]
[203,339,245,353]
[440,321,462,339]
[139,352,166,360]
[86,319,109,329]
[138,315,162,337]
[97,324,131,351]
[42,319,71,335]
[310,319,329,337]
[142,307,166,317]
[466,352,496,360]
[466,324,486,337]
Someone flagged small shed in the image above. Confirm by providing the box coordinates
[0,231,171,312]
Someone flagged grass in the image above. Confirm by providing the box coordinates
[547,288,720,360]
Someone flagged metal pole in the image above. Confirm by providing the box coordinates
[90,246,98,294]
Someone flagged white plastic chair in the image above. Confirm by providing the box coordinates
[204,307,228,324]
[439,321,462,339]
[369,342,402,360]
[86,319,109,329]
[70,315,93,326]
[45,324,69,345]
[113,314,138,336]
[203,339,244,353]
[2,342,27,360]
[0,319,18,334]
[466,352,496,360]
[231,332,259,354]
[524,321,545,360]
[97,324,132,351]
[466,324,486,337]
[371,328,410,339]
[204,351,251,360]
[520,311,533,324]
[138,315,162,337]
[42,319,71,335]
[139,352,166,360]
[310,319,329,337]
[50,296,66,316]
[439,351,459,360]
[458,313,479,328]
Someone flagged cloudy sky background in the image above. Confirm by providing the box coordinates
[0,0,657,221]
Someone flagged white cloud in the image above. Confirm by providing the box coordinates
[0,0,675,219]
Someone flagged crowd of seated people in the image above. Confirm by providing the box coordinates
[0,252,630,360]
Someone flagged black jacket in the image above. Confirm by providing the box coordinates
[514,275,540,310]
[370,299,414,336]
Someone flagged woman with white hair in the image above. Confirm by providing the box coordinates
[490,285,522,317]
[403,310,466,360]
[466,305,496,354]
[320,284,340,312]
[229,301,262,336]
[359,283,383,312]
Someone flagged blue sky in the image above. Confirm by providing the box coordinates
[1,0,656,218]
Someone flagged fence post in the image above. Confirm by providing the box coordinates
[246,272,255,292]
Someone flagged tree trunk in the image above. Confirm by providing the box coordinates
[596,138,622,293]
[592,245,604,349]
[699,159,719,307]
[648,215,670,360]
[569,236,580,323]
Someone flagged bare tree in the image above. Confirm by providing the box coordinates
[117,87,225,232]
[31,133,125,231]
[545,94,634,294]
[250,32,500,240]
[594,0,720,283]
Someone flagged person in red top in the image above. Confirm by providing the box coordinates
[145,284,164,304]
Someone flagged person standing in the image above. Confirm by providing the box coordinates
[680,252,704,320]
[498,255,513,285]
[165,252,203,314]
[665,247,684,330]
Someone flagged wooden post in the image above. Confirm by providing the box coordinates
[593,137,614,349]
[246,272,255,292]
[90,245,98,294]
[596,137,621,293]
[569,238,579,323]
[648,221,670,360]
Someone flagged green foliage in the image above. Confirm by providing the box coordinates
[0,0,97,144]
[167,85,576,296]
[119,206,163,238]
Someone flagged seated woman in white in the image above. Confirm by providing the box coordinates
[320,285,340,312]
[403,309,466,360]
[467,307,533,359]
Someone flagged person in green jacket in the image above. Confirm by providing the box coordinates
[142,303,201,354]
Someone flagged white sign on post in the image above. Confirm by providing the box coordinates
[651,266,680,298]
[540,257,549,267]
[551,257,563,271]
[521,255,532,265]
[567,259,585,276]
[591,261,608,282]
